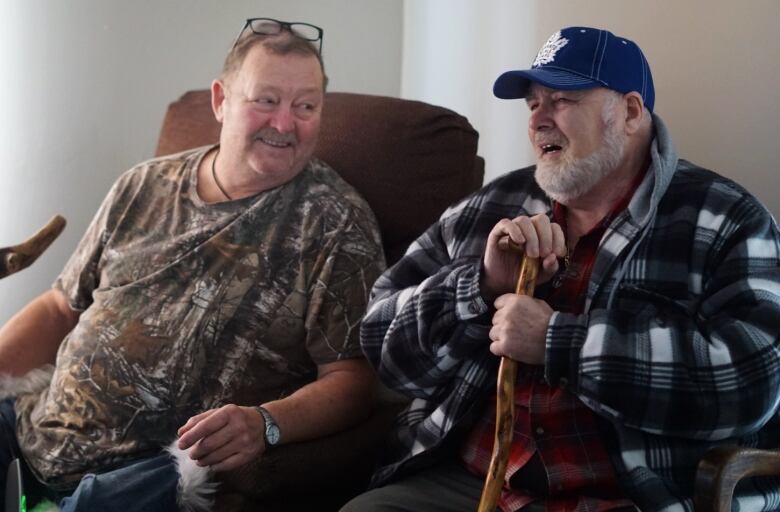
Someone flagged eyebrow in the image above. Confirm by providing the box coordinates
[247,83,323,96]
[524,87,551,102]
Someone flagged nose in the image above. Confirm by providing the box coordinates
[528,102,553,133]
[269,105,295,134]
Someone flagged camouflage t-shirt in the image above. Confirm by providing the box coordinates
[14,146,385,489]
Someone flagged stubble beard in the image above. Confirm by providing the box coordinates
[534,109,626,204]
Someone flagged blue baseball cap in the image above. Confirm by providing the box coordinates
[493,27,655,112]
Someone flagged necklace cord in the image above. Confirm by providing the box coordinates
[211,149,233,201]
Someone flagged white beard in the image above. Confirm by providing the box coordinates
[535,114,626,204]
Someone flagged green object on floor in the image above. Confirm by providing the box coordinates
[29,498,59,512]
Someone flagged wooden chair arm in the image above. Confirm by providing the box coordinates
[694,446,780,512]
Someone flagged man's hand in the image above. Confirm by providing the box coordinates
[481,214,566,300]
[174,359,374,474]
[177,404,266,472]
[488,294,553,365]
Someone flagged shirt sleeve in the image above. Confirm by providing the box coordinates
[52,172,132,312]
[545,194,780,441]
[359,215,493,399]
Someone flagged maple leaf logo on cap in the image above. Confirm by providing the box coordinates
[533,31,568,67]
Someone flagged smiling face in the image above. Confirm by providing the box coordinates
[525,85,627,203]
[212,42,325,192]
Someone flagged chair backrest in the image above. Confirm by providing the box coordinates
[156,91,484,265]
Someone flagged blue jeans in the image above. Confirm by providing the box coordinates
[59,454,179,512]
[1,399,180,511]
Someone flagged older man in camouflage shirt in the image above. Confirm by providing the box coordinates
[0,18,384,511]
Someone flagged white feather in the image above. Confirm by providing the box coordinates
[165,441,219,512]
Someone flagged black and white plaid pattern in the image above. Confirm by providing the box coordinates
[361,116,780,511]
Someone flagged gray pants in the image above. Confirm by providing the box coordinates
[340,460,545,512]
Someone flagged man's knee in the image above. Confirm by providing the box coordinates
[340,486,402,512]
[341,462,485,512]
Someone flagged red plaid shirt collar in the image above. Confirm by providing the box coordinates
[460,170,646,512]
[546,167,644,314]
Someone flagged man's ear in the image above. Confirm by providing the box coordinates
[211,79,227,123]
[623,92,645,134]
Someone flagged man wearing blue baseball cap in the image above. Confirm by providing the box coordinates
[343,26,780,511]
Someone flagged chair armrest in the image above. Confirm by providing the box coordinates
[694,446,780,512]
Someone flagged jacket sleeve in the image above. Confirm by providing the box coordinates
[360,216,493,400]
[546,195,780,440]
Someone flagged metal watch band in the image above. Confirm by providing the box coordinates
[255,405,281,446]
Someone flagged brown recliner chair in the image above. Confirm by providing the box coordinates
[155,90,485,510]
[156,91,484,266]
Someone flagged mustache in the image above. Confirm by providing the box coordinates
[534,133,566,147]
[254,128,297,145]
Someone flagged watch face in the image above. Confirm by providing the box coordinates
[258,407,281,446]
[265,423,281,445]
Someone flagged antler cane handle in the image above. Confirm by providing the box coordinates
[0,215,66,279]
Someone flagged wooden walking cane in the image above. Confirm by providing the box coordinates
[477,253,539,512]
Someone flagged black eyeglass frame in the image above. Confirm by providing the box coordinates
[231,17,324,54]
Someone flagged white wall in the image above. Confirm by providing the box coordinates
[402,0,780,217]
[402,0,538,182]
[0,0,402,324]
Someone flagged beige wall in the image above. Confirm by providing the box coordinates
[0,1,403,324]
[403,0,780,219]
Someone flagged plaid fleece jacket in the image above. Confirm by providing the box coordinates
[361,116,780,511]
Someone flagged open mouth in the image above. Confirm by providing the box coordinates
[258,137,293,148]
[540,143,562,155]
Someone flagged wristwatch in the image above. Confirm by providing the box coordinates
[255,406,281,446]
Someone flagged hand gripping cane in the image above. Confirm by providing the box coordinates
[477,254,539,512]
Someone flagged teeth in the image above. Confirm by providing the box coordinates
[260,138,290,148]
